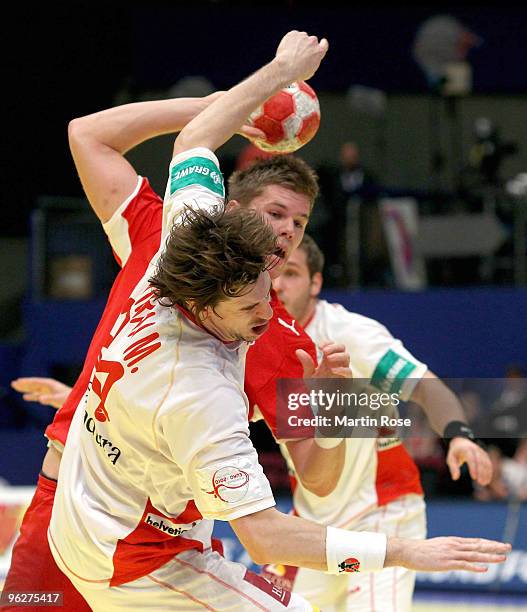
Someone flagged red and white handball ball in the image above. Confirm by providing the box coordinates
[248,81,320,154]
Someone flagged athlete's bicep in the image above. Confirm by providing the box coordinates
[69,118,140,224]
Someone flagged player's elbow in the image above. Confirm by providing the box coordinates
[230,508,282,565]
[245,539,273,566]
[68,116,90,146]
[173,126,215,157]
[173,129,199,157]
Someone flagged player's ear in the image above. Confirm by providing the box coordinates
[225,199,241,212]
[311,272,323,298]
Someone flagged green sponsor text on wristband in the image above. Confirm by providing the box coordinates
[170,157,225,197]
[370,349,417,394]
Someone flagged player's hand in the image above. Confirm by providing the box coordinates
[447,437,493,486]
[11,377,72,410]
[274,30,329,83]
[296,341,352,379]
[386,536,510,573]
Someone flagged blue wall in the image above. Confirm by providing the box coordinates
[322,287,527,378]
[16,288,527,380]
[0,287,525,484]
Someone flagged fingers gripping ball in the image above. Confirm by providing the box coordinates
[248,81,320,153]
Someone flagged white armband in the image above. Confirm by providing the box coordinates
[326,526,387,574]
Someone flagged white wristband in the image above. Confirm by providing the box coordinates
[326,526,387,574]
[314,436,344,449]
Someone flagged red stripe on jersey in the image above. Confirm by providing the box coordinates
[110,498,204,587]
[243,570,292,607]
[375,443,423,507]
[45,179,163,446]
[288,472,298,494]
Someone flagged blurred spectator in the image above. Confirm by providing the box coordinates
[475,440,527,502]
[317,142,386,286]
[502,439,527,501]
[337,142,378,199]
[484,365,527,457]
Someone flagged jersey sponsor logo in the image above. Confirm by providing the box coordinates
[170,156,225,197]
[83,410,121,465]
[277,317,300,337]
[338,557,361,573]
[370,349,417,394]
[207,466,250,503]
[145,513,198,537]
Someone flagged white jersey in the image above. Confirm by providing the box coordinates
[49,148,274,588]
[280,299,427,528]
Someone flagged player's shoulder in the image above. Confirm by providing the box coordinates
[314,300,392,340]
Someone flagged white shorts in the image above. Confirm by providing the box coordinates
[56,547,315,611]
[287,495,426,612]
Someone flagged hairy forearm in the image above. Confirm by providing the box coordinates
[232,507,509,574]
[233,508,327,569]
[411,370,467,435]
[69,97,210,155]
[286,439,345,496]
[174,60,288,155]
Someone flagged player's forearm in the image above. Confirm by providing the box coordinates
[232,507,510,574]
[411,370,467,435]
[232,507,386,572]
[235,509,327,569]
[286,438,345,497]
[69,97,210,155]
[174,60,289,155]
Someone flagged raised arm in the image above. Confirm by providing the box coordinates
[68,95,220,223]
[173,31,328,156]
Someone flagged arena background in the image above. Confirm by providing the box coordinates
[1,3,526,609]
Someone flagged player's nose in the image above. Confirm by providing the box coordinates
[258,299,274,321]
[279,218,295,240]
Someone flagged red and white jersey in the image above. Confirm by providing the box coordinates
[45,176,164,448]
[246,291,317,440]
[281,299,427,528]
[49,148,274,588]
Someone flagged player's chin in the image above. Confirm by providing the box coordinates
[250,321,270,339]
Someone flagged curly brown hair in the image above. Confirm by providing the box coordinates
[150,206,279,318]
[227,155,319,211]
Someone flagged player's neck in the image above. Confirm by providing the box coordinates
[299,299,317,329]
